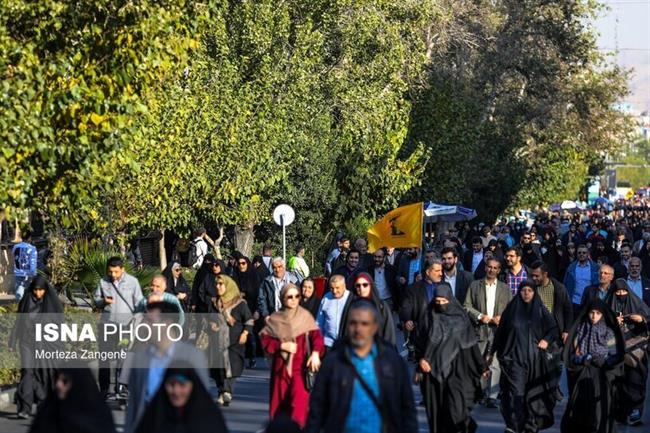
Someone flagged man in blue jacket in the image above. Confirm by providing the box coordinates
[563,244,599,317]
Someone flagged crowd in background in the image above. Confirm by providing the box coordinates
[7,197,650,433]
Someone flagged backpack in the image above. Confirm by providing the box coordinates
[188,239,205,268]
[14,243,34,273]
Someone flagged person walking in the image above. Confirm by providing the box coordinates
[606,279,650,426]
[316,274,353,350]
[258,257,299,321]
[299,277,321,318]
[491,280,561,433]
[416,283,485,433]
[340,273,396,346]
[207,275,253,406]
[133,364,228,433]
[29,367,117,433]
[161,261,190,311]
[261,283,324,427]
[560,299,625,433]
[10,275,64,419]
[305,300,417,433]
[232,252,262,368]
[93,256,144,398]
[464,258,512,408]
[11,229,37,300]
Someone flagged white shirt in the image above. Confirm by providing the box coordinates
[485,280,497,318]
[471,251,483,273]
[374,267,391,300]
[445,271,457,296]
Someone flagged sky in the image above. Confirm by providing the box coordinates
[593,0,650,113]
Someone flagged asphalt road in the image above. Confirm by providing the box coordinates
[1,357,649,433]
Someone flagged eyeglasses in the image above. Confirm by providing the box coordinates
[238,261,247,266]
[284,294,300,300]
[355,283,370,288]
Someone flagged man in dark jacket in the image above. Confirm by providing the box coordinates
[529,261,573,343]
[399,260,444,342]
[441,246,474,304]
[368,248,398,310]
[305,300,417,433]
[580,264,615,307]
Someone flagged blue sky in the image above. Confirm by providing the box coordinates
[593,0,650,112]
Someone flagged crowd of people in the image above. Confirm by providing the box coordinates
[8,198,650,433]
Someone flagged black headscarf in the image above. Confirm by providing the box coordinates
[422,283,477,381]
[564,299,624,370]
[134,364,228,433]
[11,275,64,350]
[29,367,116,433]
[299,278,321,318]
[17,275,64,314]
[162,261,190,297]
[345,272,396,345]
[606,278,650,320]
[492,280,558,365]
[232,254,261,311]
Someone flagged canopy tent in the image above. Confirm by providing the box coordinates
[549,200,584,212]
[423,201,477,223]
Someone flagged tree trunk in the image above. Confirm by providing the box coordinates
[234,224,255,258]
[158,229,167,270]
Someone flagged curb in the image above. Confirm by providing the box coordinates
[0,386,16,410]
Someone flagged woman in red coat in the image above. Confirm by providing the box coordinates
[260,283,324,427]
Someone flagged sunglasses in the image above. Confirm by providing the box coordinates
[355,282,370,288]
[238,261,247,266]
[284,294,300,300]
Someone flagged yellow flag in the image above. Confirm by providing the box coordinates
[367,202,423,252]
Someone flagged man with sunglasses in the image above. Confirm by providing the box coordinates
[306,300,417,433]
[563,244,599,316]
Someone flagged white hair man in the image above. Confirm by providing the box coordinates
[257,257,298,321]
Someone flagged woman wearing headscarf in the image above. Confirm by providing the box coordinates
[415,283,485,433]
[491,280,561,433]
[30,367,116,433]
[10,275,64,419]
[260,283,324,427]
[162,261,190,311]
[340,272,396,346]
[561,299,625,433]
[190,253,218,313]
[134,364,228,433]
[232,252,262,368]
[299,278,321,318]
[208,274,253,406]
[605,278,650,425]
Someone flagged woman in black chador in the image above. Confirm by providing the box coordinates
[605,278,650,425]
[491,280,561,433]
[416,283,485,433]
[134,364,228,433]
[561,299,625,433]
[10,275,64,419]
[30,367,116,433]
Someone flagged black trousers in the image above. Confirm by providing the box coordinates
[97,328,120,392]
[211,368,235,394]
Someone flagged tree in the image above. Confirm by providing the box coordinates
[0,0,205,229]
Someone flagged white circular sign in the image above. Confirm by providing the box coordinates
[273,204,295,226]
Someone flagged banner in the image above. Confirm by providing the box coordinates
[367,202,423,252]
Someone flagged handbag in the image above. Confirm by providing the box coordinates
[304,333,316,391]
[623,333,648,368]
